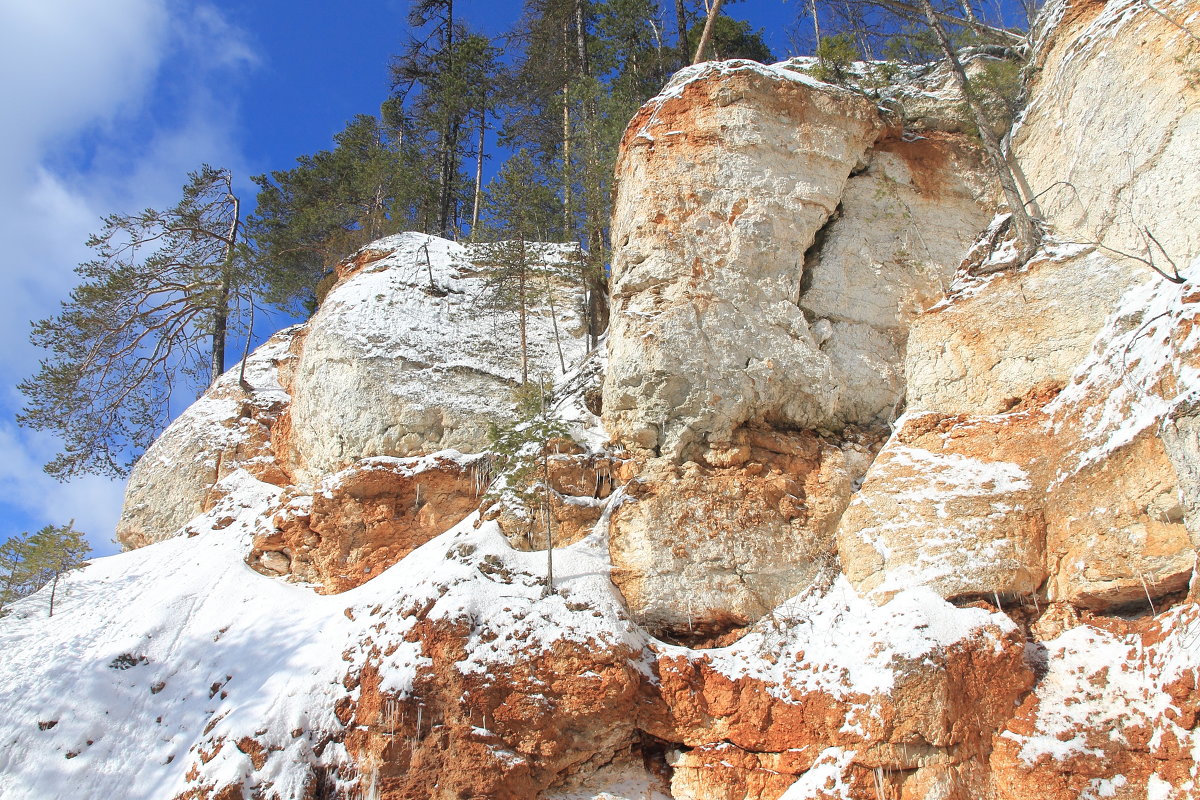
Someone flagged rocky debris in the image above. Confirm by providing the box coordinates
[249,452,488,593]
[116,328,300,549]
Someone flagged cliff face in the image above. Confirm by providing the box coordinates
[3,2,1200,799]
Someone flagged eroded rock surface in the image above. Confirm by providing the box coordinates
[1015,0,1200,260]
[250,453,488,593]
[17,2,1200,799]
[116,329,299,548]
[287,234,587,479]
[603,60,992,462]
[609,428,878,640]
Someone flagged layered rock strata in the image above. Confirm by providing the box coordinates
[603,60,992,461]
[7,2,1200,800]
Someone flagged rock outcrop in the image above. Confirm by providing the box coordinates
[116,233,587,549]
[8,2,1200,800]
[286,234,588,480]
[609,428,879,642]
[603,60,992,462]
[116,329,298,548]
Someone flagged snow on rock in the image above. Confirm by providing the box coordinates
[116,327,299,548]
[840,232,1200,610]
[837,432,1045,603]
[992,606,1200,799]
[14,2,1200,798]
[117,233,590,551]
[1015,0,1200,261]
[287,233,589,480]
[906,241,1143,416]
[249,450,490,593]
[603,59,884,461]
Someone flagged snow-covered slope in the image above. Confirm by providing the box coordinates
[7,0,1200,798]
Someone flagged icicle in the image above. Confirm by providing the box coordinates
[993,590,1003,612]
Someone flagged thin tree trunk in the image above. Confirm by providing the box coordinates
[810,0,822,54]
[49,571,59,618]
[438,119,460,239]
[519,239,529,384]
[437,0,457,238]
[545,273,567,373]
[693,0,725,64]
[210,276,229,385]
[572,0,606,348]
[562,84,572,234]
[542,451,554,598]
[238,293,255,392]
[915,0,1039,264]
[209,198,239,386]
[471,112,486,239]
[675,0,689,67]
[575,0,590,77]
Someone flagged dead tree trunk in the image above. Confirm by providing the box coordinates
[471,112,486,239]
[914,0,1040,265]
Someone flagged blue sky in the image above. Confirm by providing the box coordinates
[0,0,812,558]
[0,0,1030,556]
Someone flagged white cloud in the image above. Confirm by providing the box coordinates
[0,0,258,555]
[0,0,169,175]
[0,423,126,554]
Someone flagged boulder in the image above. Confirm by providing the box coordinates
[286,233,588,479]
[115,328,298,548]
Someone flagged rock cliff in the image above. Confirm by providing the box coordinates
[3,1,1200,799]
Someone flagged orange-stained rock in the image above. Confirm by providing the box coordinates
[490,447,632,552]
[839,242,1200,611]
[991,605,1200,800]
[610,427,880,642]
[342,619,646,800]
[248,454,486,593]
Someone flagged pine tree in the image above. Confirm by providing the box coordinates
[0,523,89,617]
[249,114,425,313]
[389,11,499,239]
[19,166,250,480]
[475,150,563,384]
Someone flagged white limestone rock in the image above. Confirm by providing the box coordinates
[286,233,588,479]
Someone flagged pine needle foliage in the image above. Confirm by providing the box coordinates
[18,165,249,479]
[0,523,90,617]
